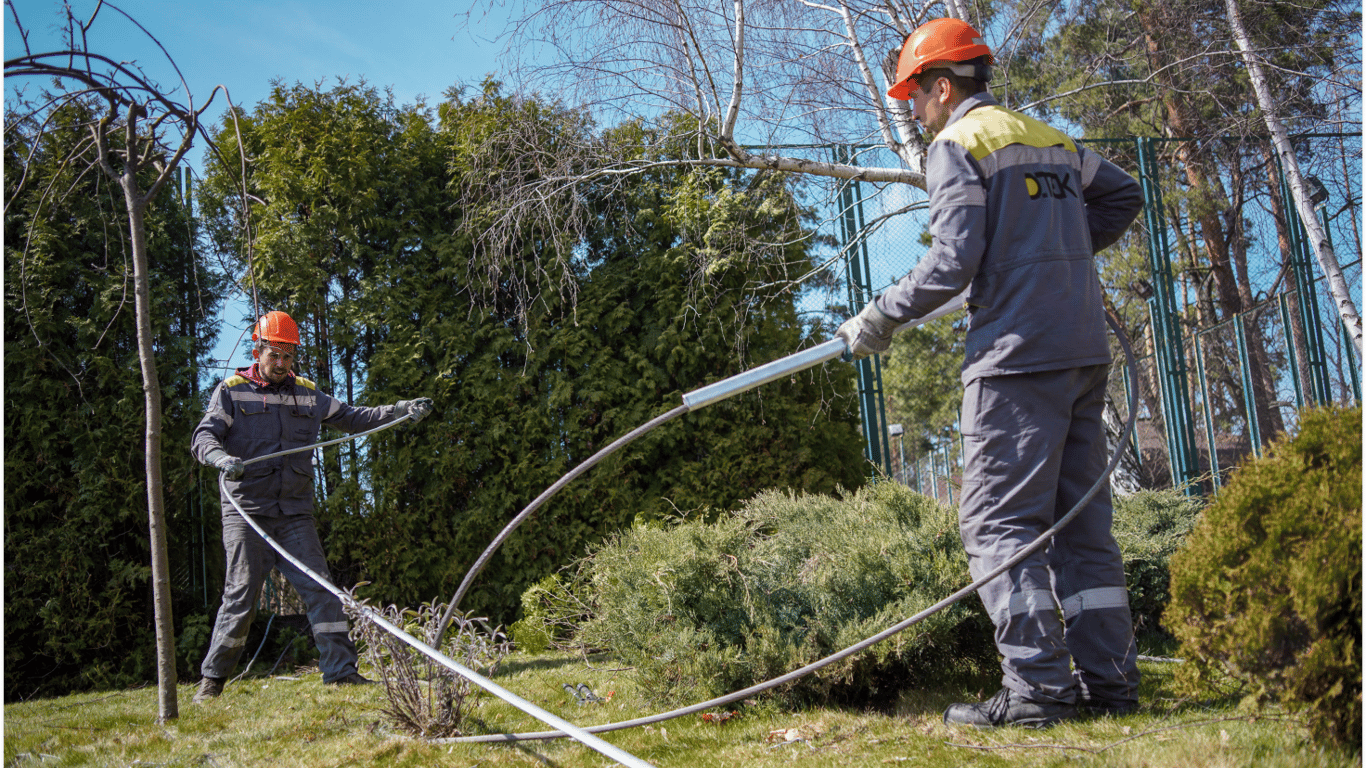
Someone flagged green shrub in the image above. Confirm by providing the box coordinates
[521,477,1205,708]
[523,482,999,706]
[1112,489,1205,642]
[1163,406,1361,749]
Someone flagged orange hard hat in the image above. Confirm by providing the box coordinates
[252,310,300,347]
[886,18,994,100]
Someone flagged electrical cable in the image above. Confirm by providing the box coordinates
[204,309,1137,757]
[231,612,275,683]
[266,630,297,677]
[434,403,692,642]
[218,472,656,768]
[433,293,970,645]
[440,314,1139,744]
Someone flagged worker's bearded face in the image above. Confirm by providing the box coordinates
[259,345,295,384]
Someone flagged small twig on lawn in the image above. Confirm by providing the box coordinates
[1094,715,1298,754]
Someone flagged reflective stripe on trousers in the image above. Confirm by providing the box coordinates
[958,365,1139,705]
[201,512,358,683]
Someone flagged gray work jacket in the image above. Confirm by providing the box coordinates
[875,92,1144,384]
[192,368,398,518]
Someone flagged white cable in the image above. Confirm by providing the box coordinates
[215,432,655,767]
[443,315,1140,744]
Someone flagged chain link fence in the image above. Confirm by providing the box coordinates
[794,133,1361,500]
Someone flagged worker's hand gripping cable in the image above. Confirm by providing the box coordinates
[210,418,656,768]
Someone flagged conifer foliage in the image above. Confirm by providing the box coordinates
[1165,406,1362,748]
[199,81,867,625]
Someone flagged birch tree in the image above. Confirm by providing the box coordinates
[5,0,229,721]
[1223,0,1362,355]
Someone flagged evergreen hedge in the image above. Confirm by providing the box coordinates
[1164,405,1361,749]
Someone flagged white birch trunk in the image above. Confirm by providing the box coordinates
[1224,0,1363,355]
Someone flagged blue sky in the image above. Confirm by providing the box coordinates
[6,1,506,125]
[6,0,515,373]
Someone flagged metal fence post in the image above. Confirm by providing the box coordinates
[1136,137,1201,494]
[1234,313,1263,458]
[1279,162,1332,405]
[939,432,955,506]
[1280,294,1307,410]
[1192,333,1222,490]
[833,145,891,477]
[1120,359,1143,473]
[1344,320,1362,403]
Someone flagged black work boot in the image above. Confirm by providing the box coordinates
[326,672,376,686]
[1079,695,1139,717]
[943,688,1076,729]
[192,676,225,704]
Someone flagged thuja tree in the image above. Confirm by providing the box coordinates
[3,96,222,700]
[197,79,864,622]
[357,91,867,621]
[196,80,449,500]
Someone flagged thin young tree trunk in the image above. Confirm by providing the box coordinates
[116,104,179,723]
[1224,0,1362,355]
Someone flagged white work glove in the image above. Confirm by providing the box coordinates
[836,302,900,361]
[205,448,245,480]
[394,397,434,424]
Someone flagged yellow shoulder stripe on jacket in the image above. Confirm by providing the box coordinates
[939,105,1076,161]
[224,375,248,387]
[293,376,317,390]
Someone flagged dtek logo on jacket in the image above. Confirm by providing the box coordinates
[1026,172,1076,199]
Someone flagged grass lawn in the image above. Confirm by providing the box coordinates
[4,652,1356,767]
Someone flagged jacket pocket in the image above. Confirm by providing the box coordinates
[237,395,269,416]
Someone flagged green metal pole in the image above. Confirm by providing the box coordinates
[1192,333,1221,491]
[1344,320,1362,403]
[834,146,889,477]
[1318,201,1361,404]
[1279,164,1331,405]
[855,157,893,475]
[1120,358,1143,471]
[928,450,939,502]
[940,433,954,506]
[1279,295,1306,410]
[1234,313,1263,458]
[1137,138,1201,494]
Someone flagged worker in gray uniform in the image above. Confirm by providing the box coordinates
[838,18,1146,728]
[190,310,433,703]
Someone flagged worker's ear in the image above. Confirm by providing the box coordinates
[935,76,954,105]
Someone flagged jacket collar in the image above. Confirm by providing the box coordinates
[944,90,999,132]
[237,364,295,390]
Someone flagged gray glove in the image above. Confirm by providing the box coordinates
[394,397,434,424]
[205,448,245,480]
[836,302,900,361]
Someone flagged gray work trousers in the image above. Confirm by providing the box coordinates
[200,512,358,683]
[958,365,1139,705]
